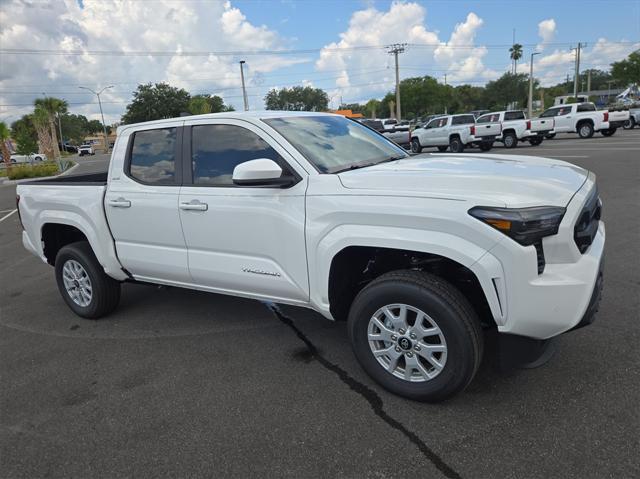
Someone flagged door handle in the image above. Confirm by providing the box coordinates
[180,200,208,211]
[108,197,131,208]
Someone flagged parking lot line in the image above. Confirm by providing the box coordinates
[0,208,17,223]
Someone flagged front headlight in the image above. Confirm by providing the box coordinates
[468,206,566,246]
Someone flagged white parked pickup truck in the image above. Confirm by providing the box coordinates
[410,114,501,153]
[476,110,554,148]
[17,111,605,402]
[540,102,629,138]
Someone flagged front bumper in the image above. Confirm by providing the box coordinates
[570,254,604,331]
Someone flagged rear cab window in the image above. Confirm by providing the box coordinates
[128,128,177,185]
[477,114,500,123]
[577,103,596,112]
[504,111,525,121]
[451,115,476,125]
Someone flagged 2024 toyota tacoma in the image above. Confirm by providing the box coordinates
[16,112,605,402]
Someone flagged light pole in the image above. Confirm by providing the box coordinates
[79,86,113,153]
[239,61,249,111]
[528,52,540,119]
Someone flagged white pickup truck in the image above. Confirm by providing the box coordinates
[476,110,554,148]
[17,111,605,402]
[78,144,95,156]
[540,102,629,138]
[410,114,501,153]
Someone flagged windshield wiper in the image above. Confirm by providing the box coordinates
[376,155,406,165]
[333,162,376,173]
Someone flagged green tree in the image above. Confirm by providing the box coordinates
[611,50,640,86]
[581,69,613,91]
[122,83,190,124]
[86,119,104,134]
[11,115,39,155]
[188,94,234,115]
[337,102,365,114]
[60,113,91,145]
[0,122,12,166]
[264,86,329,111]
[449,85,485,113]
[483,72,532,110]
[364,99,381,118]
[34,96,68,159]
[509,43,523,74]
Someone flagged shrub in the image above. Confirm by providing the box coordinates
[7,161,64,180]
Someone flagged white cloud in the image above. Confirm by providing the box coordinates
[315,3,496,103]
[537,18,556,50]
[0,0,304,123]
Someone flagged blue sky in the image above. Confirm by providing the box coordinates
[1,0,638,123]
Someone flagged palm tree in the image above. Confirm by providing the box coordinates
[0,122,12,166]
[34,96,67,159]
[188,96,212,115]
[509,43,523,74]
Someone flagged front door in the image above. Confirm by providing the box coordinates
[105,122,190,283]
[178,119,309,303]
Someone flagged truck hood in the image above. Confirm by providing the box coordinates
[338,153,588,207]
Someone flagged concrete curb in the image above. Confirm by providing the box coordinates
[0,162,79,186]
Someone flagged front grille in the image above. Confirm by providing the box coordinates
[574,187,601,254]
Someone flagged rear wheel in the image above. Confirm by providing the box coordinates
[623,118,635,130]
[55,241,121,319]
[449,136,465,153]
[578,122,594,138]
[600,128,616,137]
[479,141,493,151]
[503,131,518,148]
[437,145,448,152]
[410,138,422,153]
[529,137,543,146]
[348,270,483,402]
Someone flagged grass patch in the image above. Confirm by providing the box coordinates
[6,161,74,180]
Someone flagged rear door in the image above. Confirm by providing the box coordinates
[105,121,191,283]
[178,118,309,302]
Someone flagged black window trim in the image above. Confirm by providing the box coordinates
[124,126,183,187]
[183,123,302,189]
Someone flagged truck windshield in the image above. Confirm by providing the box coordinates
[263,115,409,174]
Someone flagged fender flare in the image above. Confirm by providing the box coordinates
[308,224,504,322]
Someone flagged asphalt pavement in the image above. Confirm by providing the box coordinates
[1,131,639,478]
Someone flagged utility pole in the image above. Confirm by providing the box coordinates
[573,42,581,99]
[587,70,591,96]
[387,43,406,120]
[528,52,540,118]
[239,60,249,111]
[79,85,113,153]
[444,74,448,114]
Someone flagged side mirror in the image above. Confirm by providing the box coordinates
[232,158,294,187]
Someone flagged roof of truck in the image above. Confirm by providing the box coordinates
[117,110,337,133]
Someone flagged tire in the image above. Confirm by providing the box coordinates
[410,138,422,154]
[623,118,635,130]
[545,133,556,139]
[577,122,594,138]
[600,128,616,137]
[347,270,483,402]
[449,136,465,153]
[55,241,121,319]
[437,145,448,152]
[502,131,518,148]
[479,141,493,151]
[529,137,543,146]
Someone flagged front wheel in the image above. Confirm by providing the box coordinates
[600,128,616,137]
[348,270,483,402]
[545,133,556,139]
[449,137,465,153]
[437,145,448,152]
[479,141,493,151]
[55,241,121,319]
[623,118,635,130]
[410,138,422,153]
[529,137,543,146]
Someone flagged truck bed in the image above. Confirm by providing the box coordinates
[21,172,108,186]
